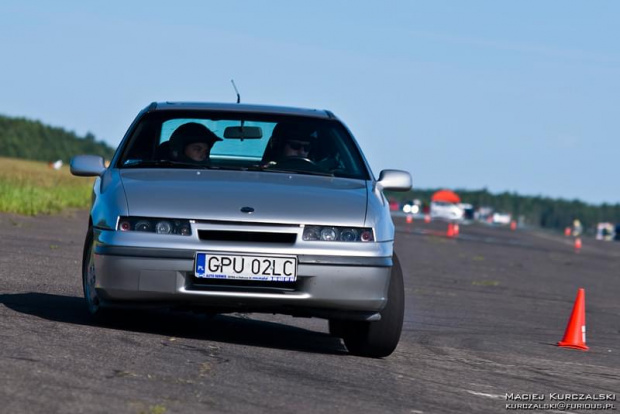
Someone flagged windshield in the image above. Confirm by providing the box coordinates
[117,110,370,180]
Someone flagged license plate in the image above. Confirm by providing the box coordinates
[194,252,297,282]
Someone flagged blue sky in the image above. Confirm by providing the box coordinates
[1,1,618,204]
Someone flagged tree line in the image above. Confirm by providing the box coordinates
[387,188,620,234]
[2,113,617,233]
[0,114,115,162]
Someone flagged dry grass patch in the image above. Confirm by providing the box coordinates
[0,156,94,215]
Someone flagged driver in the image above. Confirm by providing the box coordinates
[265,122,317,164]
[282,137,312,158]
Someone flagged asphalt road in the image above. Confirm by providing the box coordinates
[1,211,618,414]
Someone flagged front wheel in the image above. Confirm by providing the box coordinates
[82,227,105,317]
[330,254,405,358]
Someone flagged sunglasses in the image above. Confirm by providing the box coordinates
[286,141,311,151]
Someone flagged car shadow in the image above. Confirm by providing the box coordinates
[0,292,348,356]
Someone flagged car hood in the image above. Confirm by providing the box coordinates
[120,169,369,226]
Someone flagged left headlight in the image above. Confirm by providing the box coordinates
[117,217,192,236]
[302,226,374,242]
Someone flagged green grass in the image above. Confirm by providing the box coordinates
[0,156,94,215]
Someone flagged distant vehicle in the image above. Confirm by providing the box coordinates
[402,199,421,215]
[430,201,464,221]
[492,212,512,225]
[458,203,475,220]
[48,159,63,170]
[476,206,494,222]
[70,101,412,358]
[596,223,615,241]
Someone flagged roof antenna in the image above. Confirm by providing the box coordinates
[231,79,241,103]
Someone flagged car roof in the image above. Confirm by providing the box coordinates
[150,102,337,120]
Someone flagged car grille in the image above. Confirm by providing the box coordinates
[198,230,296,244]
[188,275,298,293]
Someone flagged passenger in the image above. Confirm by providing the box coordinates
[169,122,222,163]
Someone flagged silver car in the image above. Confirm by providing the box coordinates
[71,102,412,357]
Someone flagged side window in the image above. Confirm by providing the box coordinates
[324,129,365,177]
[123,120,160,162]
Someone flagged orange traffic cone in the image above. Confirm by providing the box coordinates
[564,227,571,236]
[574,237,582,252]
[557,288,588,351]
[424,214,431,223]
[406,214,413,224]
[510,221,517,231]
[446,223,455,238]
[453,223,460,236]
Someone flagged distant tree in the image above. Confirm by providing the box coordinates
[385,188,620,233]
[0,114,115,162]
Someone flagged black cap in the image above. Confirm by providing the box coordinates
[271,122,318,142]
[170,122,222,150]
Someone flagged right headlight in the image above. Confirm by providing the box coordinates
[302,226,374,242]
[117,217,192,236]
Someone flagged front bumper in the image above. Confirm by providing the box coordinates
[92,234,393,320]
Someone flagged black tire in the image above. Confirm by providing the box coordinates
[328,319,346,338]
[82,227,106,317]
[333,254,405,358]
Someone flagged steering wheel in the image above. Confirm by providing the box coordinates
[273,157,319,169]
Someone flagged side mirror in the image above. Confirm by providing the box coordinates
[377,169,412,191]
[70,155,106,177]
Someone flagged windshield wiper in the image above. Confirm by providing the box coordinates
[207,165,256,172]
[122,160,334,176]
[257,165,334,177]
[122,160,215,169]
